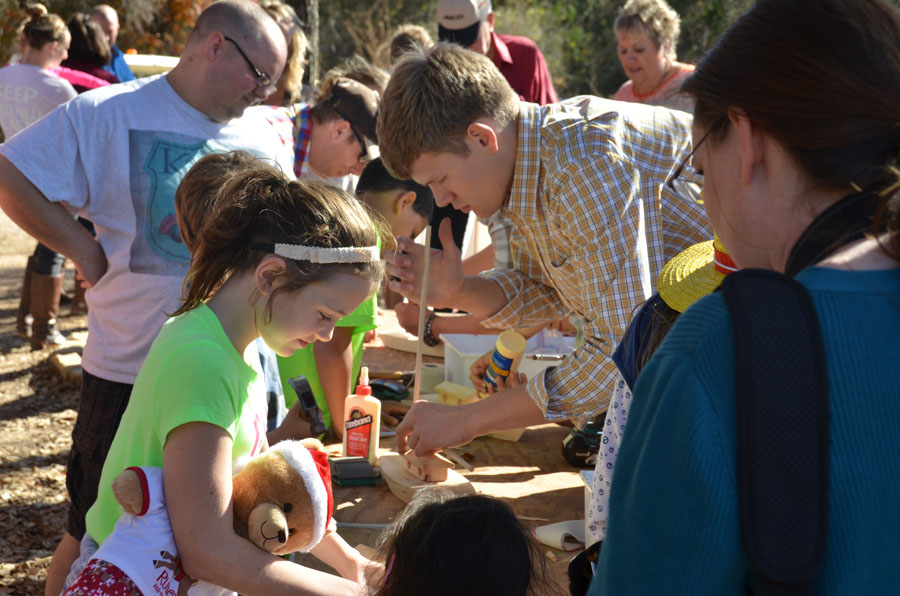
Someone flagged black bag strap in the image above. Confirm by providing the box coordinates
[721,270,829,596]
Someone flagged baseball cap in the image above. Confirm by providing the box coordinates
[437,0,491,48]
[324,77,380,160]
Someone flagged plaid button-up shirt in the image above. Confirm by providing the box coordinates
[481,97,709,423]
[258,103,312,180]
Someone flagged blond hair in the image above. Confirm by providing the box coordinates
[614,0,681,59]
[21,3,67,49]
[260,0,309,103]
[376,42,518,179]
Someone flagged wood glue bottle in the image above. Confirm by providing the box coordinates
[342,366,381,465]
[484,329,527,389]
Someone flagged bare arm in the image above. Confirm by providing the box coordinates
[0,155,107,284]
[163,422,358,596]
[396,383,545,456]
[461,244,495,276]
[313,327,354,438]
[310,530,381,586]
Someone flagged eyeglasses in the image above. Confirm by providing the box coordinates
[666,120,723,203]
[223,35,275,92]
[334,106,371,165]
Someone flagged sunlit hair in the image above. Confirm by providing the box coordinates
[613,0,681,59]
[310,55,388,125]
[372,492,563,596]
[376,42,518,179]
[172,169,393,320]
[390,24,433,64]
[21,3,67,49]
[174,151,278,252]
[260,0,308,103]
[317,54,390,97]
[66,12,111,66]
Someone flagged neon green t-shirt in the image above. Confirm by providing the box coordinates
[276,292,377,430]
[85,304,268,545]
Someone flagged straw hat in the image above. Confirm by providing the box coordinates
[657,237,738,313]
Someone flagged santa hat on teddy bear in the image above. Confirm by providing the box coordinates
[266,440,334,552]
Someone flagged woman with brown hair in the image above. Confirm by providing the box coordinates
[61,12,119,92]
[592,0,900,592]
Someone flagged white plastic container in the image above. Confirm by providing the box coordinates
[442,330,576,389]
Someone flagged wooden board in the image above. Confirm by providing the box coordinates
[378,452,474,503]
[377,308,445,358]
[380,330,444,358]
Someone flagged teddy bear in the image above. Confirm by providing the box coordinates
[69,439,333,596]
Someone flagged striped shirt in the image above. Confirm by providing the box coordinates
[481,97,709,423]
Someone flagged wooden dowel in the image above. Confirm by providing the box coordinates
[412,225,432,402]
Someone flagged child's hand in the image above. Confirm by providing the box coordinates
[362,559,386,588]
[468,350,494,393]
[394,302,421,336]
[496,371,527,390]
[382,401,410,427]
[267,401,312,445]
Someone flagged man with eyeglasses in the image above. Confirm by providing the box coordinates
[0,3,298,594]
[259,76,380,185]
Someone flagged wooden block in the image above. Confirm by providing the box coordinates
[378,452,474,504]
[50,352,83,382]
[401,450,454,482]
[434,381,479,406]
[487,428,526,442]
[380,331,445,358]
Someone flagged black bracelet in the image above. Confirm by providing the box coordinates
[422,312,440,347]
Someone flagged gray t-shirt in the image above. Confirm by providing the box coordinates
[0,75,294,382]
[0,63,76,138]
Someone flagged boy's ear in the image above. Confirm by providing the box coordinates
[466,121,500,154]
[395,190,417,215]
[255,254,289,296]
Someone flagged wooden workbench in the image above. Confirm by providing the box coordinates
[292,333,586,590]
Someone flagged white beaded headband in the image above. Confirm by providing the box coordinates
[254,242,380,264]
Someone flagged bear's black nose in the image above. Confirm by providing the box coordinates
[278,530,286,543]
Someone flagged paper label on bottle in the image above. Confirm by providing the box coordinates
[484,349,514,388]
[345,407,373,457]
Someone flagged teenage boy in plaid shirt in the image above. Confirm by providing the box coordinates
[378,43,710,455]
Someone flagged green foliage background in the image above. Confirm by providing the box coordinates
[2,0,900,98]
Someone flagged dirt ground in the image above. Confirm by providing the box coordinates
[0,211,86,595]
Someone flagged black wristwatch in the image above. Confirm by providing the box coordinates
[422,312,440,347]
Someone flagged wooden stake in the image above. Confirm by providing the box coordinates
[412,225,432,402]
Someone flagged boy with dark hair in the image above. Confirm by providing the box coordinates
[378,42,710,455]
[356,157,433,240]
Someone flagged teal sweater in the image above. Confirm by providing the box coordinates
[590,266,900,595]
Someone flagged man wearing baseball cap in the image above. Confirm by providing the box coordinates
[437,0,557,105]
[259,76,380,181]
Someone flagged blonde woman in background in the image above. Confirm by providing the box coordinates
[2,4,78,349]
[261,0,314,105]
[613,0,694,113]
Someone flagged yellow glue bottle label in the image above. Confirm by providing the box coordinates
[484,329,527,389]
